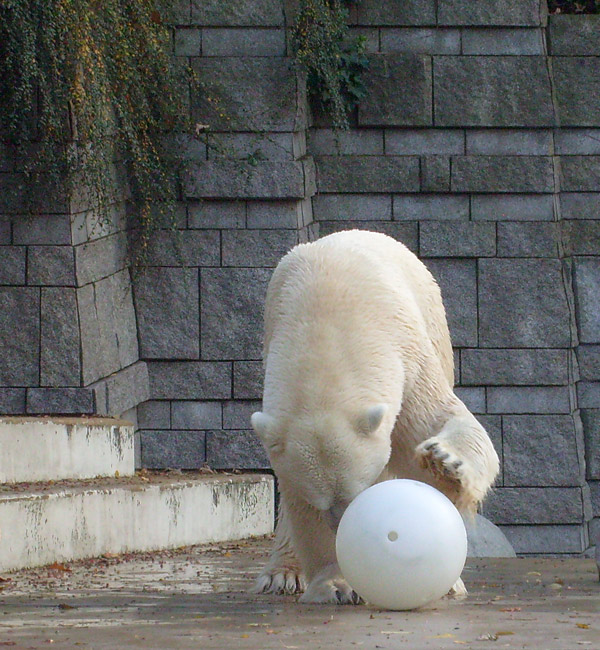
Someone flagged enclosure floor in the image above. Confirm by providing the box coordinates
[0,536,598,649]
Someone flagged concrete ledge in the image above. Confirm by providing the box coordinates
[0,417,135,483]
[0,473,274,572]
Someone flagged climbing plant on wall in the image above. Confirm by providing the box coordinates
[0,0,193,266]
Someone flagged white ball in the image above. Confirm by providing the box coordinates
[336,479,467,610]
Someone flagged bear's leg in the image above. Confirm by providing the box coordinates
[252,500,305,595]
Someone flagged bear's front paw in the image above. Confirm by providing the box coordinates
[252,566,306,595]
[416,437,465,485]
[299,566,362,605]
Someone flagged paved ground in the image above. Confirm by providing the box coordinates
[0,537,598,650]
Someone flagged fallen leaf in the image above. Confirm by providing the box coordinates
[432,633,455,639]
[240,634,249,639]
[380,631,411,635]
[48,562,70,572]
[496,631,515,636]
[500,607,521,612]
[57,603,76,610]
[526,571,541,576]
[576,624,591,629]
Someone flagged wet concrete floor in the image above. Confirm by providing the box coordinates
[0,536,598,649]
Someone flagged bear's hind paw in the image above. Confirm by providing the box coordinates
[299,576,362,605]
[251,567,305,595]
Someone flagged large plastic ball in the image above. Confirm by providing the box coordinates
[335,479,467,610]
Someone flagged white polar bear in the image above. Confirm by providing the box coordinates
[251,230,499,604]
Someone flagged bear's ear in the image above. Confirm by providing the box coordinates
[357,404,388,436]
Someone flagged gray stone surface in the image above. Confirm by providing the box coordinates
[464,514,516,558]
[393,195,468,221]
[12,216,71,245]
[308,129,384,156]
[420,155,450,192]
[222,400,261,429]
[503,415,582,487]
[451,155,554,193]
[140,430,206,469]
[358,54,432,127]
[222,229,297,267]
[202,28,285,56]
[233,361,263,400]
[578,382,600,409]
[173,27,201,56]
[577,345,600,380]
[313,195,392,222]
[581,409,600,479]
[497,222,559,258]
[386,129,464,155]
[500,524,587,554]
[26,388,95,415]
[420,221,496,257]
[75,232,128,287]
[246,201,301,229]
[317,221,419,253]
[462,28,543,55]
[134,267,200,360]
[437,0,541,26]
[548,15,600,55]
[356,1,436,25]
[562,221,600,256]
[461,349,568,386]
[454,387,485,413]
[200,268,271,360]
[471,194,555,221]
[190,0,284,26]
[208,132,300,162]
[555,130,600,155]
[171,401,222,430]
[0,223,10,244]
[206,430,270,469]
[188,201,246,229]
[40,288,81,387]
[0,287,40,387]
[92,362,150,417]
[143,230,220,267]
[137,400,171,430]
[316,155,419,193]
[561,156,600,192]
[191,58,304,132]
[553,58,600,127]
[0,246,26,284]
[487,386,571,415]
[0,388,26,414]
[148,361,232,400]
[425,259,477,347]
[478,259,571,348]
[466,130,552,156]
[573,258,600,344]
[380,28,460,54]
[28,246,76,286]
[560,193,600,219]
[435,58,553,127]
[484,488,586,525]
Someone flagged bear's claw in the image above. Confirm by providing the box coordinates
[299,573,362,605]
[252,567,305,595]
[416,438,465,485]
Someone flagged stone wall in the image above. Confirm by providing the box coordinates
[1,0,599,554]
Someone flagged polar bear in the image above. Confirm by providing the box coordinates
[251,230,499,604]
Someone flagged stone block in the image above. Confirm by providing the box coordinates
[581,409,600,479]
[208,132,299,162]
[554,58,600,127]
[0,223,10,244]
[425,259,477,347]
[0,246,26,284]
[578,382,600,409]
[462,28,543,55]
[133,267,199,359]
[437,0,541,26]
[503,415,582,486]
[500,524,587,554]
[421,156,450,192]
[487,386,571,414]
[247,202,301,229]
[393,195,468,221]
[92,362,150,417]
[573,258,600,343]
[174,27,201,56]
[380,28,460,54]
[577,345,600,380]
[308,129,384,156]
[206,430,270,469]
[420,222,496,257]
[497,222,560,257]
[200,267,271,360]
[184,160,308,199]
[472,194,554,221]
[0,174,69,214]
[148,361,232,400]
[137,400,170,430]
[234,361,264,399]
[75,232,127,287]
[188,201,246,229]
[26,388,95,415]
[478,259,571,347]
[143,230,220,267]
[316,155,419,193]
[313,195,392,222]
[454,387,485,413]
[171,401,222,430]
[386,129,464,155]
[561,193,600,221]
[12,215,71,245]
[223,400,261,429]
[358,54,432,127]
[451,155,554,193]
[202,28,285,56]
[140,430,206,469]
[357,1,436,25]
[562,221,600,256]
[0,388,26,414]
[317,221,419,253]
[222,229,297,267]
[461,349,569,386]
[0,287,39,387]
[28,246,76,286]
[435,57,553,127]
[484,487,586,524]
[191,58,304,132]
[466,130,552,156]
[40,288,81,387]
[561,156,600,192]
[556,130,600,155]
[548,15,600,55]
[190,0,284,26]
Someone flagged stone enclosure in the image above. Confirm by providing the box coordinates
[1,0,599,554]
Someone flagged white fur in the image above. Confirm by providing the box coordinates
[252,230,499,605]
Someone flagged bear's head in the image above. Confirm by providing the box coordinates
[251,404,392,529]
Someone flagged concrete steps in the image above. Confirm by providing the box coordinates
[0,418,274,572]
